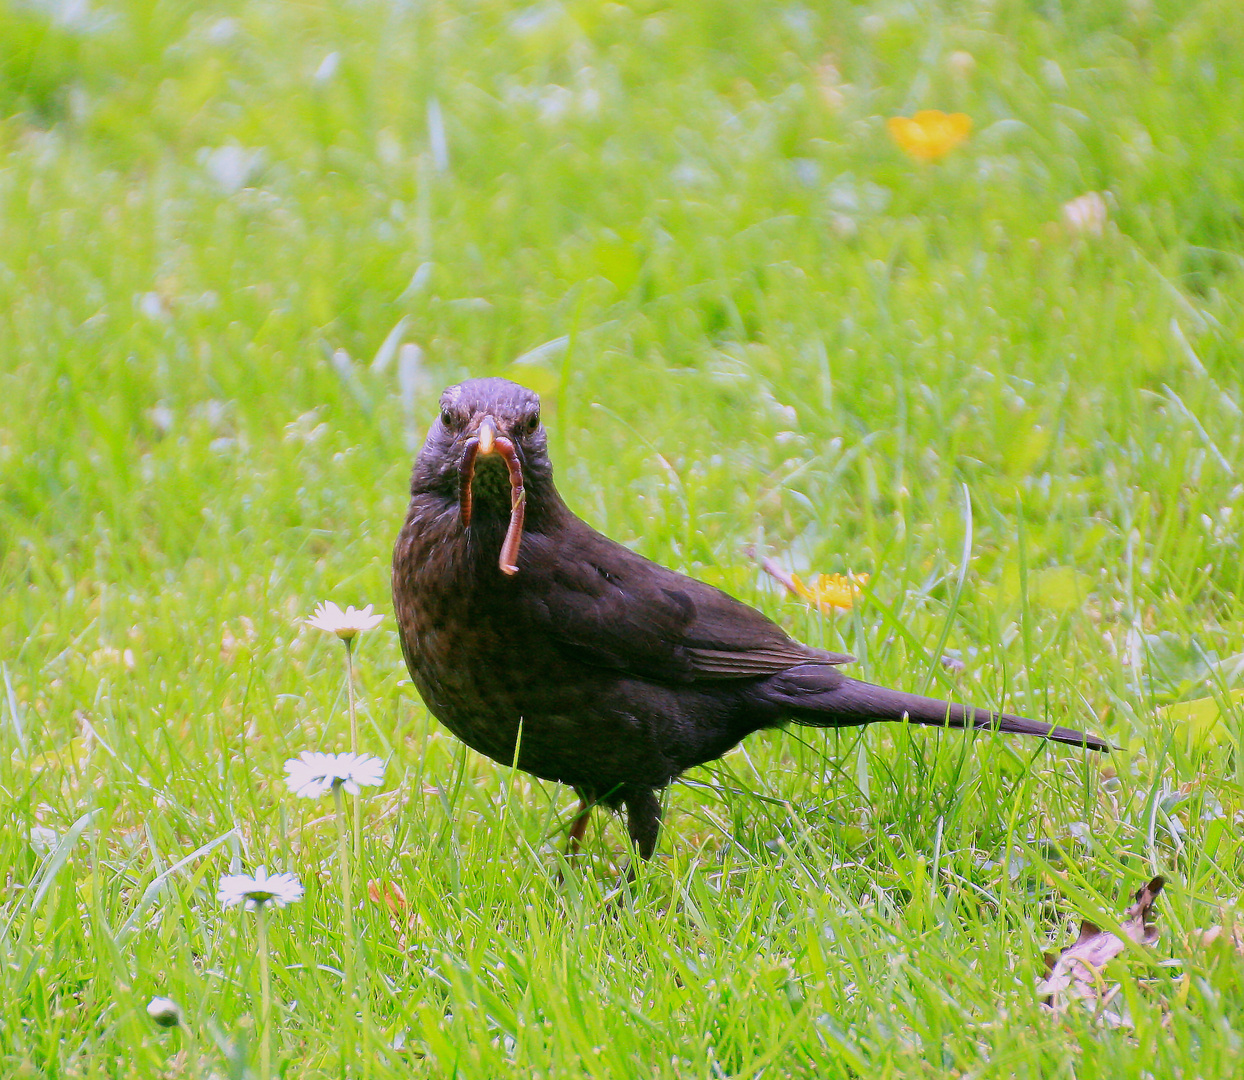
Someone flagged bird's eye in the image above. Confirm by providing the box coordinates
[440,409,456,428]
[522,412,540,435]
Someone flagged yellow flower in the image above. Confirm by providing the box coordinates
[887,110,972,162]
[790,572,870,612]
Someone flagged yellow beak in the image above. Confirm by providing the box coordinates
[477,417,496,455]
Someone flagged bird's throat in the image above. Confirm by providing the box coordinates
[470,455,512,507]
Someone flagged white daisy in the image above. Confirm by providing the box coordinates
[217,866,304,911]
[146,996,183,1029]
[306,601,385,641]
[284,750,386,798]
[1062,191,1108,236]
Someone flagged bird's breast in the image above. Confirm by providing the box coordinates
[392,493,684,788]
[393,498,544,749]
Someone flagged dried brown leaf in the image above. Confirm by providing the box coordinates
[1040,876,1165,1012]
[366,878,408,914]
[744,546,800,597]
[1192,922,1244,954]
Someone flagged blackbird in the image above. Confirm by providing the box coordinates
[392,378,1109,861]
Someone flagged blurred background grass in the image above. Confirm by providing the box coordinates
[2,0,1243,1076]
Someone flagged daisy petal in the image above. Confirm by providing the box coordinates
[218,866,304,911]
[283,750,387,798]
[306,601,386,641]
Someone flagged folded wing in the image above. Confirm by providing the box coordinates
[515,522,852,684]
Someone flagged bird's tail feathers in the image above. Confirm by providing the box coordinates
[788,676,1110,752]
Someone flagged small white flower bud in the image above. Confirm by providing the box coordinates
[948,51,976,79]
[146,996,183,1029]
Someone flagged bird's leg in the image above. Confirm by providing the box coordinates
[623,786,662,863]
[554,788,593,886]
[566,789,592,856]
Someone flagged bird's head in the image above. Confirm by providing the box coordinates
[411,378,553,575]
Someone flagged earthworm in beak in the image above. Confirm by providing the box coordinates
[458,425,526,576]
[494,436,526,575]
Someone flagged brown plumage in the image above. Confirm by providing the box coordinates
[392,378,1109,862]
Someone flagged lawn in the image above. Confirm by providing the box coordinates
[2,0,1243,1075]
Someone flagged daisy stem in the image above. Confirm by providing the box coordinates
[345,637,362,857]
[257,903,273,1080]
[333,782,356,1007]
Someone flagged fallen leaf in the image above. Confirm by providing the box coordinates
[1040,876,1165,1013]
[994,565,1093,612]
[1162,689,1244,748]
[367,879,408,914]
[1191,921,1244,955]
[367,878,415,950]
[15,735,93,775]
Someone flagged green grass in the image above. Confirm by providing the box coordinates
[3,0,1244,1075]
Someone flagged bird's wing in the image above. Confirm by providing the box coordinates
[515,523,853,684]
